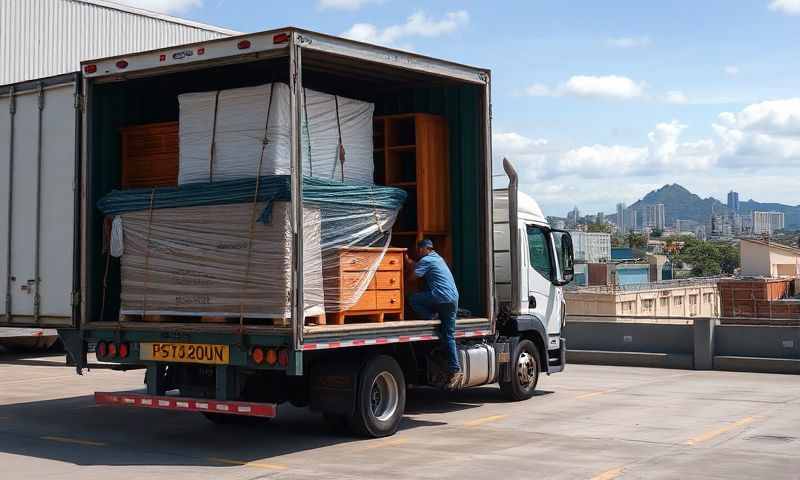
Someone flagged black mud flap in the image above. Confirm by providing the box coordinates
[309,359,359,416]
[59,329,87,374]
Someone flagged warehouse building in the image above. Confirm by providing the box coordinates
[1,0,237,85]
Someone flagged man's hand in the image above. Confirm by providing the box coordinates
[403,252,415,268]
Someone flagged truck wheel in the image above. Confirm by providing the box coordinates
[500,339,540,401]
[348,355,406,438]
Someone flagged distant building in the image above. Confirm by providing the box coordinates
[739,238,800,277]
[752,211,785,235]
[552,219,566,230]
[566,206,580,228]
[566,278,720,319]
[597,212,605,224]
[616,203,626,232]
[718,277,800,323]
[570,232,612,263]
[727,191,739,212]
[630,210,639,231]
[645,204,665,231]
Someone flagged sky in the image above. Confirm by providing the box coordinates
[118,0,800,216]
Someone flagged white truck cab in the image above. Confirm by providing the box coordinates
[494,159,574,374]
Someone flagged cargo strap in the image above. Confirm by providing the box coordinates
[209,90,220,183]
[333,95,345,182]
[302,87,312,176]
[237,84,276,333]
[142,189,156,318]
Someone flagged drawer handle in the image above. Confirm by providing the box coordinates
[350,259,358,264]
[389,259,396,265]
[389,278,395,284]
[390,298,397,304]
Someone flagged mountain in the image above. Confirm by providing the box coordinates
[607,184,800,229]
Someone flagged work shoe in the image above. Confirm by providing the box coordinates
[446,371,464,390]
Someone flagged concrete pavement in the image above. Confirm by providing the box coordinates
[0,352,799,479]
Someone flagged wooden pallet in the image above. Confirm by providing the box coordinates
[119,313,326,326]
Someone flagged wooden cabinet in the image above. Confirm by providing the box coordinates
[120,122,179,189]
[373,114,451,263]
[325,247,406,324]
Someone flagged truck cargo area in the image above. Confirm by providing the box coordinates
[84,36,491,341]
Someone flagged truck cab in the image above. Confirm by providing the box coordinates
[493,159,574,377]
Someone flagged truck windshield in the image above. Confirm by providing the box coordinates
[526,225,553,280]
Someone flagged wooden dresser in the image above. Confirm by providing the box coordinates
[120,121,179,189]
[325,247,406,324]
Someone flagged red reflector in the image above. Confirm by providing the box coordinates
[265,349,277,366]
[159,54,166,62]
[119,343,129,359]
[96,341,107,358]
[197,47,205,55]
[278,349,289,368]
[273,33,289,44]
[108,342,118,358]
[251,347,265,365]
[237,40,251,50]
[116,60,128,69]
[83,64,97,74]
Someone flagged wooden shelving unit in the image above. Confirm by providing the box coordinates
[373,114,451,263]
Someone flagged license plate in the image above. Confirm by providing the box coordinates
[140,342,229,365]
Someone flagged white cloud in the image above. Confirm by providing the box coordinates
[606,36,651,48]
[714,98,800,167]
[493,132,548,152]
[319,0,381,10]
[664,90,689,104]
[561,75,645,100]
[342,10,469,48]
[769,0,800,15]
[115,0,202,14]
[522,75,645,100]
[724,65,740,76]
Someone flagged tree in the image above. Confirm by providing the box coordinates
[625,232,646,249]
[716,242,740,274]
[673,239,740,276]
[587,222,613,234]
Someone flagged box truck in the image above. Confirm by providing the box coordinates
[0,28,574,437]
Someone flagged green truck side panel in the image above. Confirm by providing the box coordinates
[375,85,486,315]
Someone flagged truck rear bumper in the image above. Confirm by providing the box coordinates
[95,392,277,418]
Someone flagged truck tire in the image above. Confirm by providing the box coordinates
[348,355,406,438]
[500,339,540,401]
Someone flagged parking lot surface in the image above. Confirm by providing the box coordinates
[1,352,799,479]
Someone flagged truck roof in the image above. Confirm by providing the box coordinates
[493,189,548,227]
[79,27,491,85]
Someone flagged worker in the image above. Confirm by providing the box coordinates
[404,239,462,388]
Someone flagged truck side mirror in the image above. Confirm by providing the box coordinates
[560,233,574,284]
[550,230,574,286]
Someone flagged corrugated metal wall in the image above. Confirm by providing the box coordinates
[0,0,235,85]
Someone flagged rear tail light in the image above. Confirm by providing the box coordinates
[197,47,205,55]
[83,64,97,74]
[265,348,278,366]
[251,347,265,365]
[96,341,107,358]
[159,54,166,62]
[118,343,129,359]
[237,40,251,50]
[278,349,289,368]
[115,60,128,69]
[273,33,289,44]
[107,342,117,358]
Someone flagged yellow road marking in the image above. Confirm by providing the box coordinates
[685,416,757,446]
[464,414,507,427]
[41,436,107,447]
[576,389,616,400]
[360,437,409,450]
[208,457,288,470]
[591,466,624,480]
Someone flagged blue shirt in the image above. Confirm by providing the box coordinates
[415,251,459,304]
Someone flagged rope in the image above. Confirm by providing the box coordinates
[302,87,312,176]
[238,84,274,331]
[142,189,156,319]
[209,90,220,183]
[334,95,345,182]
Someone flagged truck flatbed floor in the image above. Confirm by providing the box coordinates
[84,318,493,350]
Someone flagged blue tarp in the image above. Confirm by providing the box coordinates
[97,175,407,224]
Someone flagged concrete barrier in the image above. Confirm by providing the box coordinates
[566,318,799,374]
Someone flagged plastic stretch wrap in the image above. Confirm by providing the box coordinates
[100,177,407,323]
[119,202,324,321]
[178,83,374,185]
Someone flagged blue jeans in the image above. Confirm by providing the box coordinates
[410,292,461,373]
